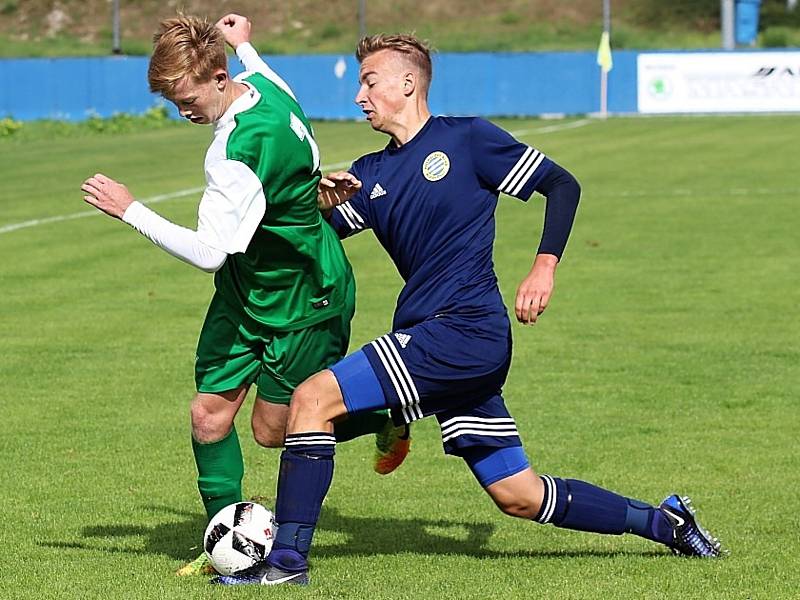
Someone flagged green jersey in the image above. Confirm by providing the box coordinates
[196,71,352,332]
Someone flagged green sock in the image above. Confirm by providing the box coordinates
[192,426,244,521]
[334,409,391,443]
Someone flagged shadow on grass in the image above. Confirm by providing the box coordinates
[39,504,665,561]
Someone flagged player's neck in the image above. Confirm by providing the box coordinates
[218,82,250,121]
[390,105,432,147]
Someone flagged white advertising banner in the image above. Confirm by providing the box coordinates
[638,52,800,113]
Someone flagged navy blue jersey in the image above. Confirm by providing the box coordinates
[330,116,553,331]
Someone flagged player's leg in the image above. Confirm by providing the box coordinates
[212,319,515,586]
[175,387,248,576]
[250,389,398,450]
[328,283,410,470]
[261,359,378,582]
[482,462,723,556]
[191,387,249,519]
[212,368,352,586]
[441,387,723,557]
[461,434,724,556]
[193,294,265,519]
[179,295,264,576]
[250,300,407,470]
[250,400,288,447]
[436,392,543,519]
[212,345,397,586]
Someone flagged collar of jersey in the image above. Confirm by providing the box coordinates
[215,78,260,130]
[386,116,435,155]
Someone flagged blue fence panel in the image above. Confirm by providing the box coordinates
[266,50,641,118]
[255,55,364,120]
[0,56,155,120]
[1,50,640,121]
[607,50,638,113]
[437,50,637,115]
[434,52,590,115]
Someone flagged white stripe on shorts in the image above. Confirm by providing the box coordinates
[369,335,422,423]
[440,416,518,442]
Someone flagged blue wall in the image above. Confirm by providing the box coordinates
[0,50,638,121]
[0,55,155,121]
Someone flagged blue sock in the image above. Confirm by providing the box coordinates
[266,432,335,573]
[534,476,670,545]
[534,475,660,543]
[534,476,627,534]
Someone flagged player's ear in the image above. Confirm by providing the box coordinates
[214,69,229,90]
[402,71,416,97]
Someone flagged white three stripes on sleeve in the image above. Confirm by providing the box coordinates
[497,146,547,197]
[335,202,366,231]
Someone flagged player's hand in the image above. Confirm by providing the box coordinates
[215,13,252,50]
[514,253,558,325]
[318,171,362,210]
[81,173,135,220]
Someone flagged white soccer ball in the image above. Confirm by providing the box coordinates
[203,501,276,575]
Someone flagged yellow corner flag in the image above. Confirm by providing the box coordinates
[597,30,613,73]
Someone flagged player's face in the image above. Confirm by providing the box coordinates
[168,70,229,125]
[356,50,410,133]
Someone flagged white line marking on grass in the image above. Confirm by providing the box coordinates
[510,118,592,137]
[0,160,355,235]
[0,187,206,234]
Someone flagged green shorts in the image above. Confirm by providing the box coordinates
[195,289,354,404]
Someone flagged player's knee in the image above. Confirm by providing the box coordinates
[289,381,321,419]
[251,418,285,448]
[289,375,338,420]
[191,399,232,442]
[487,479,543,520]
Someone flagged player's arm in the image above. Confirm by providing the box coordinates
[468,117,580,324]
[81,173,226,272]
[318,171,362,215]
[82,160,266,271]
[514,163,581,325]
[322,168,371,239]
[216,13,297,100]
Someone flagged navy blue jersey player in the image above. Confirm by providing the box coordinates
[215,30,725,587]
[332,115,561,436]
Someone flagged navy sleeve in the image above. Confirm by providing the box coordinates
[327,161,372,239]
[534,162,581,259]
[469,117,553,200]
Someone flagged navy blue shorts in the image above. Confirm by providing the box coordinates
[330,314,524,457]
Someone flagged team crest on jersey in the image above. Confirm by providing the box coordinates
[422,151,450,181]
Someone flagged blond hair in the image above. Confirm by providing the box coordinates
[356,34,433,94]
[147,15,227,97]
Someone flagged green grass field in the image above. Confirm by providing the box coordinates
[1,115,798,599]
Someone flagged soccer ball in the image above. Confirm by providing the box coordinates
[203,501,276,575]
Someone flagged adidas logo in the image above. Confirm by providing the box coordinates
[369,183,387,200]
[393,332,411,348]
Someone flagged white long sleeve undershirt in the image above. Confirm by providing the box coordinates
[121,201,227,273]
[235,42,297,100]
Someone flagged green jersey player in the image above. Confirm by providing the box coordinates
[81,13,409,576]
